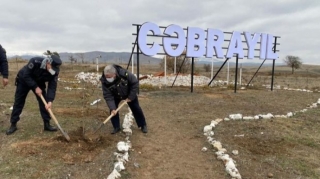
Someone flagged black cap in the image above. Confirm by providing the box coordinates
[50,55,62,72]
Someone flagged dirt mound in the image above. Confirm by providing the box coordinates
[11,127,117,164]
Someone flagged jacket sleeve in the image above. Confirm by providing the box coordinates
[127,71,139,101]
[0,46,8,78]
[22,59,38,90]
[101,79,117,110]
[47,74,59,102]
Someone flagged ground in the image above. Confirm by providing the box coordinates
[0,63,320,179]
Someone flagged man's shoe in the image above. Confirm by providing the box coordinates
[6,123,17,135]
[111,128,121,134]
[44,121,58,132]
[141,125,148,133]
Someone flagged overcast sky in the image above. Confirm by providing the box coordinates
[1,0,320,64]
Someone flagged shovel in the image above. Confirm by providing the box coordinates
[93,100,127,134]
[40,94,71,142]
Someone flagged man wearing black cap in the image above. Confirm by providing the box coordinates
[0,44,9,87]
[6,54,62,135]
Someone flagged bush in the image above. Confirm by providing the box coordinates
[203,64,211,72]
[159,53,191,74]
[140,83,156,91]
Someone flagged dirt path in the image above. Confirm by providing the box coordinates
[123,92,232,179]
[125,125,227,178]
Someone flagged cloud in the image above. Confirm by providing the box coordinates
[1,0,320,64]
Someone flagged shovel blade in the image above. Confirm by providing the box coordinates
[93,123,104,134]
[56,123,71,142]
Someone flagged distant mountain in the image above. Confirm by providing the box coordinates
[196,60,285,67]
[8,51,162,65]
[58,51,162,65]
[8,51,285,67]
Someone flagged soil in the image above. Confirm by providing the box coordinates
[1,87,320,179]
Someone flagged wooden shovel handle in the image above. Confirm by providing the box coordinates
[40,94,70,141]
[102,101,127,124]
[40,95,58,125]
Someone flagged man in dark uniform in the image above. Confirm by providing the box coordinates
[101,64,148,134]
[0,44,9,87]
[6,54,62,135]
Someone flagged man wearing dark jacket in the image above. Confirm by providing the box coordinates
[101,64,147,134]
[0,44,9,87]
[6,54,62,135]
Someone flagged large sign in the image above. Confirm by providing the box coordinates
[138,22,278,60]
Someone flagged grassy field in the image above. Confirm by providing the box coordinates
[0,61,320,179]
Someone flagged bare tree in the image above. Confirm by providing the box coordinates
[160,52,191,73]
[76,53,85,64]
[69,55,77,64]
[283,55,302,74]
[203,64,210,72]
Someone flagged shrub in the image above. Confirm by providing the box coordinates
[140,83,156,91]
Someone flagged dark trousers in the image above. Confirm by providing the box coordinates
[110,96,147,129]
[10,80,51,123]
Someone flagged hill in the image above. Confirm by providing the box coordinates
[8,51,289,67]
[58,51,161,65]
[8,51,162,65]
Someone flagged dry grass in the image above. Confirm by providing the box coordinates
[0,62,320,179]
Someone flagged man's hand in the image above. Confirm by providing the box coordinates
[126,98,131,103]
[2,78,8,87]
[111,110,117,116]
[45,102,52,110]
[35,87,42,97]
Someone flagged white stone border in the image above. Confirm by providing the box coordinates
[203,96,320,179]
[107,108,134,179]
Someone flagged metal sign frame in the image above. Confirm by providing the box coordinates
[130,23,281,93]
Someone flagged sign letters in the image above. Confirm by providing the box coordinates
[138,22,278,60]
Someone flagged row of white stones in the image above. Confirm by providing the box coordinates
[203,96,320,179]
[107,108,134,179]
[74,72,101,86]
[71,72,231,87]
[68,72,320,92]
[203,119,242,179]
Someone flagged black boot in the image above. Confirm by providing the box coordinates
[111,127,120,134]
[6,123,17,135]
[44,121,58,132]
[141,125,148,133]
